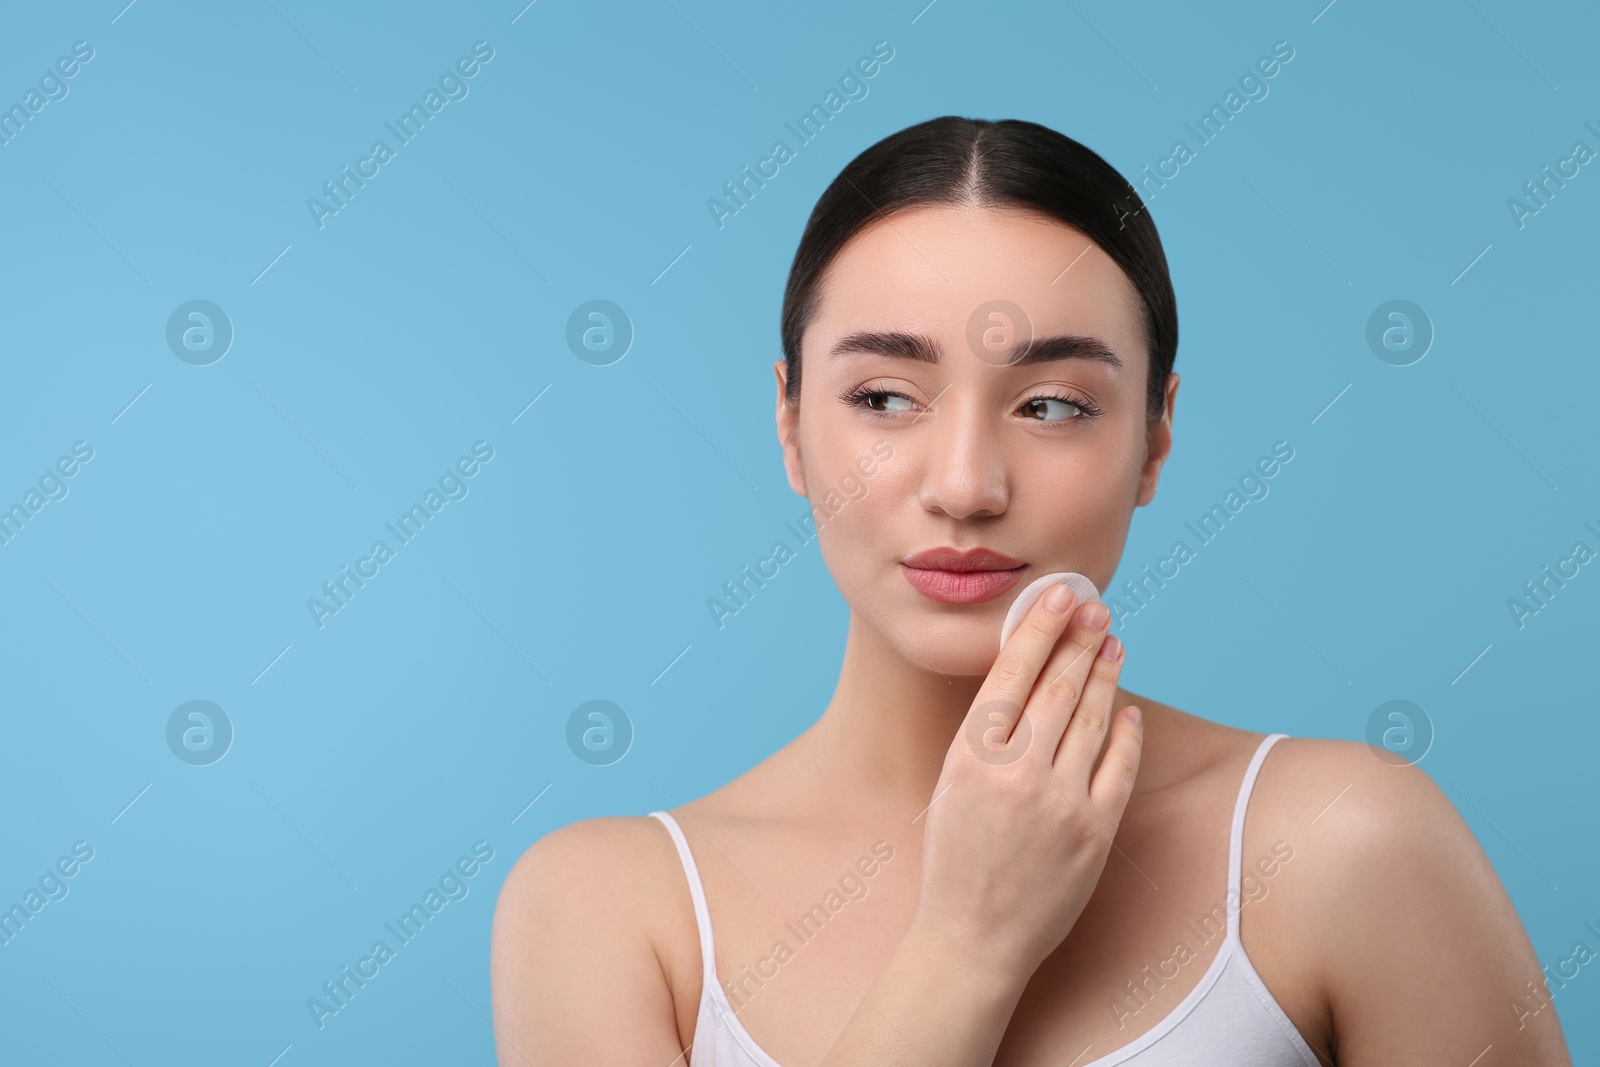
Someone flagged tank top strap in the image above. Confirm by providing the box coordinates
[649,810,719,987]
[1226,733,1289,944]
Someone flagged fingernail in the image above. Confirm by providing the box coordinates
[1043,584,1074,613]
[1081,601,1110,628]
[1098,635,1122,661]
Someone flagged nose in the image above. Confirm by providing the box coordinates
[915,387,1010,520]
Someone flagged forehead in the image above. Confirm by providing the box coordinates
[807,202,1146,362]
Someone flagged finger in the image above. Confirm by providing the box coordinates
[961,582,1080,760]
[1088,705,1144,814]
[1020,598,1113,767]
[1051,628,1123,786]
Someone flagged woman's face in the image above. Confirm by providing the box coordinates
[775,202,1178,677]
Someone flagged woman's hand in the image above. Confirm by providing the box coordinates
[912,583,1144,985]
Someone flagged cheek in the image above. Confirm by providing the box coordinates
[812,464,896,537]
[1011,445,1139,579]
[1017,444,1128,511]
[797,401,886,483]
[809,457,905,574]
[1081,416,1148,492]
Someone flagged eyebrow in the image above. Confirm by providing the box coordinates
[827,329,1124,370]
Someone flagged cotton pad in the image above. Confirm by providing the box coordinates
[999,571,1101,647]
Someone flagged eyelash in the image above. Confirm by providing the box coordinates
[834,385,1105,423]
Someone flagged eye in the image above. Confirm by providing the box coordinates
[836,385,917,414]
[1022,392,1103,423]
[836,384,1104,424]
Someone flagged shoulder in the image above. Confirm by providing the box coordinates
[1249,734,1475,905]
[1254,733,1456,830]
[1119,700,1449,831]
[1152,720,1459,870]
[493,814,683,951]
[500,812,676,879]
[1250,736,1573,1062]
[490,815,694,1059]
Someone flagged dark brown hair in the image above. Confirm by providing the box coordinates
[779,116,1178,421]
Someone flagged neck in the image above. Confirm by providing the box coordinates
[798,611,1149,818]
[808,611,981,809]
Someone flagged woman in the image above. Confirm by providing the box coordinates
[490,117,1573,1065]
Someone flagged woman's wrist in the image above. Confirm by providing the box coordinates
[905,908,1035,997]
[816,916,1031,1065]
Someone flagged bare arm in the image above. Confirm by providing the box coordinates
[1307,746,1573,1065]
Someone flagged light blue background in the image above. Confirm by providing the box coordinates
[2,0,1596,1062]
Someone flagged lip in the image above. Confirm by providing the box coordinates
[901,546,1028,605]
[903,546,1027,571]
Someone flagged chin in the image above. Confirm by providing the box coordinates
[885,619,1003,679]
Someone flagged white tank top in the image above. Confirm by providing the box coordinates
[649,732,1321,1066]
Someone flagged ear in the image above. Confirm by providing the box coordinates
[1136,372,1179,508]
[774,360,807,496]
